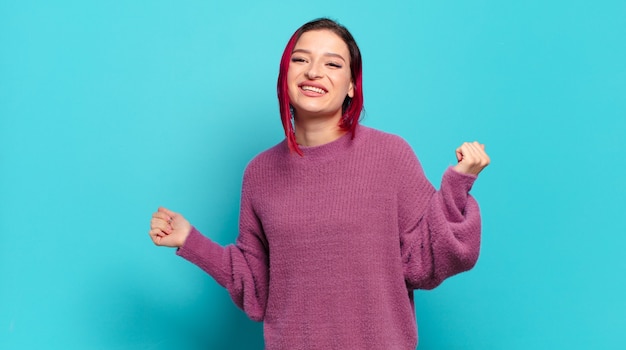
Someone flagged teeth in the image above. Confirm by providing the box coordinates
[301,85,326,94]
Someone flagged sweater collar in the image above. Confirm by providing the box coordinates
[289,124,364,162]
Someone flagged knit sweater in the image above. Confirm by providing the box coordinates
[176,125,481,350]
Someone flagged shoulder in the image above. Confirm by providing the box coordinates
[248,139,286,166]
[356,126,429,190]
[356,126,427,181]
[357,125,416,158]
[242,139,288,182]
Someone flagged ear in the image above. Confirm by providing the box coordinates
[348,80,355,98]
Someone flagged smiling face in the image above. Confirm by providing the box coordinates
[287,29,354,122]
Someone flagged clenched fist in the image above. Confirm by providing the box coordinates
[149,207,191,248]
[453,141,490,176]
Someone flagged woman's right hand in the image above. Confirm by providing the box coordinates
[149,207,191,248]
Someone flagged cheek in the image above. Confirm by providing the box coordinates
[286,66,300,91]
[286,73,298,100]
[334,72,353,95]
[286,63,300,84]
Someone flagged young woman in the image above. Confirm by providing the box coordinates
[149,18,490,349]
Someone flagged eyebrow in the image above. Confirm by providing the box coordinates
[291,49,347,62]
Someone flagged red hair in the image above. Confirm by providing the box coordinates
[277,18,364,155]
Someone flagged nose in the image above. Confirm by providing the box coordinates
[306,62,322,79]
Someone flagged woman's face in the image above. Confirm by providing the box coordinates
[287,29,354,122]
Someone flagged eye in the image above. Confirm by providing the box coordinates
[291,57,307,63]
[327,62,343,68]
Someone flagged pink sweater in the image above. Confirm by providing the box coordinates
[177,125,481,349]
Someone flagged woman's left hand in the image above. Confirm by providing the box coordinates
[453,141,490,176]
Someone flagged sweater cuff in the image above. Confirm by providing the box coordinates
[440,167,477,212]
[443,166,477,194]
[176,227,228,287]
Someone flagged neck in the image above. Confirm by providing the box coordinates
[293,114,347,147]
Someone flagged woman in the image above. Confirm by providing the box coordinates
[149,18,490,349]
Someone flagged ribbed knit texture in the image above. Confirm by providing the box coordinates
[177,125,481,350]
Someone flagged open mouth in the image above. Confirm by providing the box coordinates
[300,85,327,94]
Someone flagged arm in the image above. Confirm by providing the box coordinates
[398,142,489,290]
[176,204,269,321]
[401,167,481,290]
[149,172,269,321]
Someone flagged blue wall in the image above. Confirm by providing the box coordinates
[1,1,624,349]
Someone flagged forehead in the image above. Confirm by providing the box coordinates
[294,29,350,57]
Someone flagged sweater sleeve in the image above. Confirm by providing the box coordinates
[176,171,269,322]
[397,144,481,290]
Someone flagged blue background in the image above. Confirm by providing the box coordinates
[1,0,625,349]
